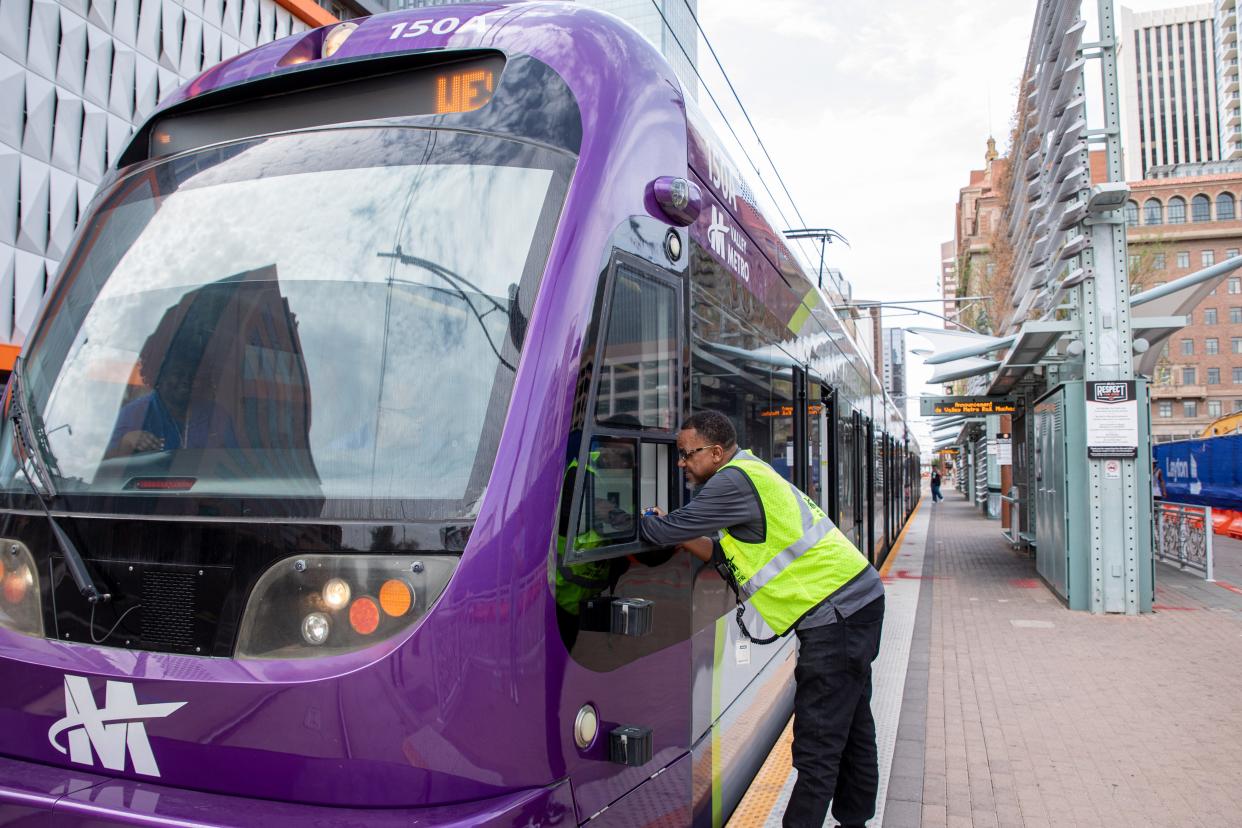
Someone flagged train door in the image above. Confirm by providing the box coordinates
[558,251,691,819]
[815,385,839,522]
[863,415,875,561]
[882,435,892,558]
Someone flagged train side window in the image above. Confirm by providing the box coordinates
[594,265,677,430]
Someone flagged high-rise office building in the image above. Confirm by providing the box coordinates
[1217,0,1242,158]
[882,327,907,405]
[1119,4,1220,180]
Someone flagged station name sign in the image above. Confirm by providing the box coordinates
[920,396,1018,416]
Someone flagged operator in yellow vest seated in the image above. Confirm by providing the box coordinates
[640,410,884,828]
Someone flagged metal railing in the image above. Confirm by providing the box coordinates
[1000,490,1020,547]
[1154,502,1215,581]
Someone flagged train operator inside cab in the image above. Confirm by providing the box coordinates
[640,410,884,828]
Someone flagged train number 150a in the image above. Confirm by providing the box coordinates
[389,18,466,39]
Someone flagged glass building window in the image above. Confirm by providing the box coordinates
[1235,399,1242,412]
[1158,401,1173,418]
[1219,192,1237,220]
[1177,251,1190,268]
[1229,248,1240,259]
[1181,338,1194,355]
[1232,307,1242,323]
[1206,337,1219,354]
[1208,367,1221,384]
[1205,308,1218,324]
[1144,199,1164,225]
[1168,197,1187,224]
[1184,401,1198,418]
[1183,367,1197,385]
[1229,277,1241,294]
[1203,250,1216,267]
[1153,253,1166,269]
[1209,400,1223,418]
[1192,194,1211,222]
[1235,367,1242,383]
[1234,337,1242,354]
[1125,201,1139,226]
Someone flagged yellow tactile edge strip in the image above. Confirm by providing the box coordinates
[725,716,794,827]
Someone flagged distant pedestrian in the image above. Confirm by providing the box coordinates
[931,469,944,502]
[1151,460,1166,501]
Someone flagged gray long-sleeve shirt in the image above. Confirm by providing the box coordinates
[640,450,883,630]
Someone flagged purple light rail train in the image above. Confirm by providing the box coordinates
[0,3,920,825]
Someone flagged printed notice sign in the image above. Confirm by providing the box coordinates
[996,433,1012,466]
[1085,381,1139,459]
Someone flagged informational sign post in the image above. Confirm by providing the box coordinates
[1085,381,1139,459]
[996,433,1012,466]
[920,396,1018,417]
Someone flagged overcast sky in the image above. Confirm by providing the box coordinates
[691,0,1184,445]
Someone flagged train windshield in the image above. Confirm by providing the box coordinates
[2,127,571,519]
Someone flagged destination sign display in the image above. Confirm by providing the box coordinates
[920,396,1018,416]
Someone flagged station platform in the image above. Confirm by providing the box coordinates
[729,491,1242,827]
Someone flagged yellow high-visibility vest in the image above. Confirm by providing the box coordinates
[719,450,870,635]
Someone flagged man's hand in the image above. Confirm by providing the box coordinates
[642,506,666,517]
[118,430,165,455]
[676,536,714,562]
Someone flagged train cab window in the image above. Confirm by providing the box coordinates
[594,266,677,429]
[640,443,671,515]
[566,255,680,562]
[576,437,639,545]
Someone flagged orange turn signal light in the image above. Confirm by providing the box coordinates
[379,579,412,617]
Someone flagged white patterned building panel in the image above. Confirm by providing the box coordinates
[0,0,316,347]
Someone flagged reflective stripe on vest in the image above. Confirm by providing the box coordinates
[719,450,870,635]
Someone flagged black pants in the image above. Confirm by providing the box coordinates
[782,596,884,828]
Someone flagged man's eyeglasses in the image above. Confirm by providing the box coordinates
[677,444,719,461]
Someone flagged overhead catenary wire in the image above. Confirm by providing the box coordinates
[674,0,810,231]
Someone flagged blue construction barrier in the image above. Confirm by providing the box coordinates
[1154,434,1242,510]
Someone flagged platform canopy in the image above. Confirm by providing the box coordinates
[1129,255,1242,375]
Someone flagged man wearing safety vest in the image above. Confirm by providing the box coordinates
[641,410,884,828]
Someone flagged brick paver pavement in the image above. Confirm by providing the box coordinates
[908,494,1242,828]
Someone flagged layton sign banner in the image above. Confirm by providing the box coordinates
[1085,381,1139,459]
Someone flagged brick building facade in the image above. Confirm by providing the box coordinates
[1125,174,1242,440]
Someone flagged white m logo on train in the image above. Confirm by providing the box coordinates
[48,675,185,777]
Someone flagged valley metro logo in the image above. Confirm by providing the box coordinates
[47,675,186,777]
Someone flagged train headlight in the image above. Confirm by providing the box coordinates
[321,22,359,59]
[0,541,44,639]
[322,577,351,610]
[301,612,331,646]
[237,554,457,659]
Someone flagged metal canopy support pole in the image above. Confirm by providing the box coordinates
[1078,0,1143,614]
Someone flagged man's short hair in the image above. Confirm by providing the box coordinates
[681,410,737,449]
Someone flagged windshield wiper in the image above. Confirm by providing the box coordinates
[377,246,519,372]
[8,357,110,604]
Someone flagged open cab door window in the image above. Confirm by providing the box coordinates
[565,254,681,564]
